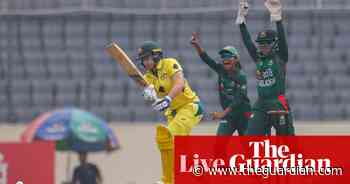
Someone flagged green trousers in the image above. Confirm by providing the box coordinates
[245,96,295,135]
[216,113,249,136]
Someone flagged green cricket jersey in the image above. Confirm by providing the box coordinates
[199,52,251,116]
[240,21,288,99]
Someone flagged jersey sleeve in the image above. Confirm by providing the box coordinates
[276,20,288,63]
[239,23,259,62]
[165,58,183,77]
[199,52,223,73]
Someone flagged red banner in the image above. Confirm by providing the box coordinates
[0,142,54,184]
[175,136,350,184]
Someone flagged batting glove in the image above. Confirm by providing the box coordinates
[235,0,249,24]
[265,0,282,22]
[143,85,158,102]
[152,96,172,112]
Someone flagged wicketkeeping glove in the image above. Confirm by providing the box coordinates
[265,0,282,22]
[235,0,249,24]
[152,96,172,112]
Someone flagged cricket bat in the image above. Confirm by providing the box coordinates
[106,42,149,88]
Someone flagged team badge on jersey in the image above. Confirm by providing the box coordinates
[256,70,263,80]
[268,60,273,65]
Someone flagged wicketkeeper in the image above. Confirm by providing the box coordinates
[236,0,295,135]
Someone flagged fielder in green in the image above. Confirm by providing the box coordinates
[191,32,251,135]
[236,0,295,135]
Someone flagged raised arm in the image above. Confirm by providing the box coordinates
[265,0,288,62]
[235,0,258,62]
[190,32,222,73]
[276,21,288,62]
[239,23,258,62]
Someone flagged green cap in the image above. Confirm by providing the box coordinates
[218,46,239,60]
[138,41,162,59]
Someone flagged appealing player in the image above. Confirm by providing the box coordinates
[236,0,295,135]
[190,32,251,136]
[138,41,204,184]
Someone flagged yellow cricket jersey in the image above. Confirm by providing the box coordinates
[144,58,199,110]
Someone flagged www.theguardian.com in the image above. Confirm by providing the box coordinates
[194,165,344,178]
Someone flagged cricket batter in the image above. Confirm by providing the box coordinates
[236,0,295,135]
[138,41,204,184]
[190,32,251,136]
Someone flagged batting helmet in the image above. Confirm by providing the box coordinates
[137,41,162,60]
